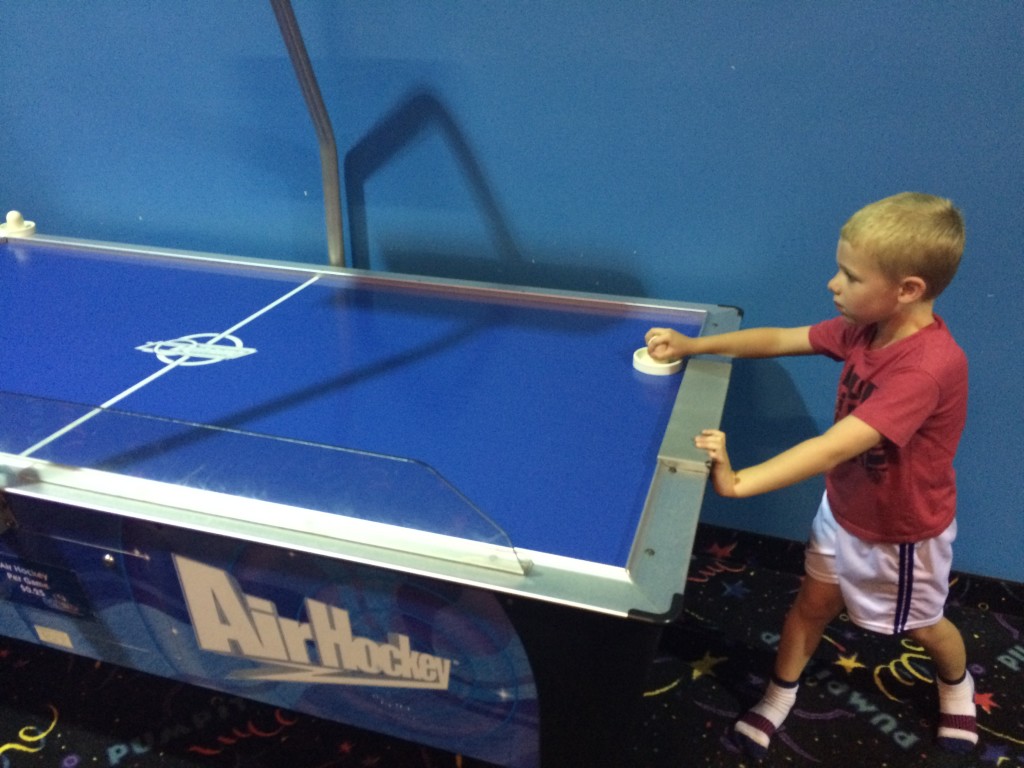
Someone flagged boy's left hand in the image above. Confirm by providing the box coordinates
[694,429,738,497]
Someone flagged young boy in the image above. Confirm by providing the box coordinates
[645,192,975,757]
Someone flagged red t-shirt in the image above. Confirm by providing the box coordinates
[808,315,968,543]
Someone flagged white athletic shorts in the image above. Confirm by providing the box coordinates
[804,492,955,636]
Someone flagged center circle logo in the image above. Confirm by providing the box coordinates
[136,333,257,366]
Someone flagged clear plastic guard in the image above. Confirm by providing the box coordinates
[0,391,527,575]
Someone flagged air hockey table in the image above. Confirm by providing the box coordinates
[0,230,740,767]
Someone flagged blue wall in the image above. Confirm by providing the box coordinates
[2,2,1021,581]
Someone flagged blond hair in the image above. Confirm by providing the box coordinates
[840,192,965,299]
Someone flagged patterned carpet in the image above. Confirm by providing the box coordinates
[642,524,1024,767]
[0,523,1021,767]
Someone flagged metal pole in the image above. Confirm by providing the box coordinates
[270,0,345,267]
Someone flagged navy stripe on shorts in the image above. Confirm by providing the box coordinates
[893,543,916,634]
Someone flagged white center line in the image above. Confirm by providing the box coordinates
[19,274,322,459]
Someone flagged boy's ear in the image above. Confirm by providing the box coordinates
[897,276,928,303]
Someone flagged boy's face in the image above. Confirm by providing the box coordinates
[828,239,903,326]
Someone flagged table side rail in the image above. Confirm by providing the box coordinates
[0,455,528,576]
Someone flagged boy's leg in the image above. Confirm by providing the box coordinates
[734,575,844,757]
[775,576,846,681]
[907,618,977,753]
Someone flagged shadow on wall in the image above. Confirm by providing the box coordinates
[700,358,825,545]
[344,88,645,297]
[342,88,825,551]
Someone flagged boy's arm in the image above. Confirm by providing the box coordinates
[695,415,882,498]
[645,326,814,362]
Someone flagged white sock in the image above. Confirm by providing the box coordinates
[734,676,799,757]
[936,670,977,753]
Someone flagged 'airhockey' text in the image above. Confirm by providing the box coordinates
[174,555,453,689]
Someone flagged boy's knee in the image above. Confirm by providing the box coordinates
[792,581,844,623]
[906,624,935,643]
[906,616,953,639]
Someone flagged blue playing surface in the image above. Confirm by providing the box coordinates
[1,240,705,567]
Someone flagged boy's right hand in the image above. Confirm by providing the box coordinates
[644,327,695,362]
[694,429,738,497]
